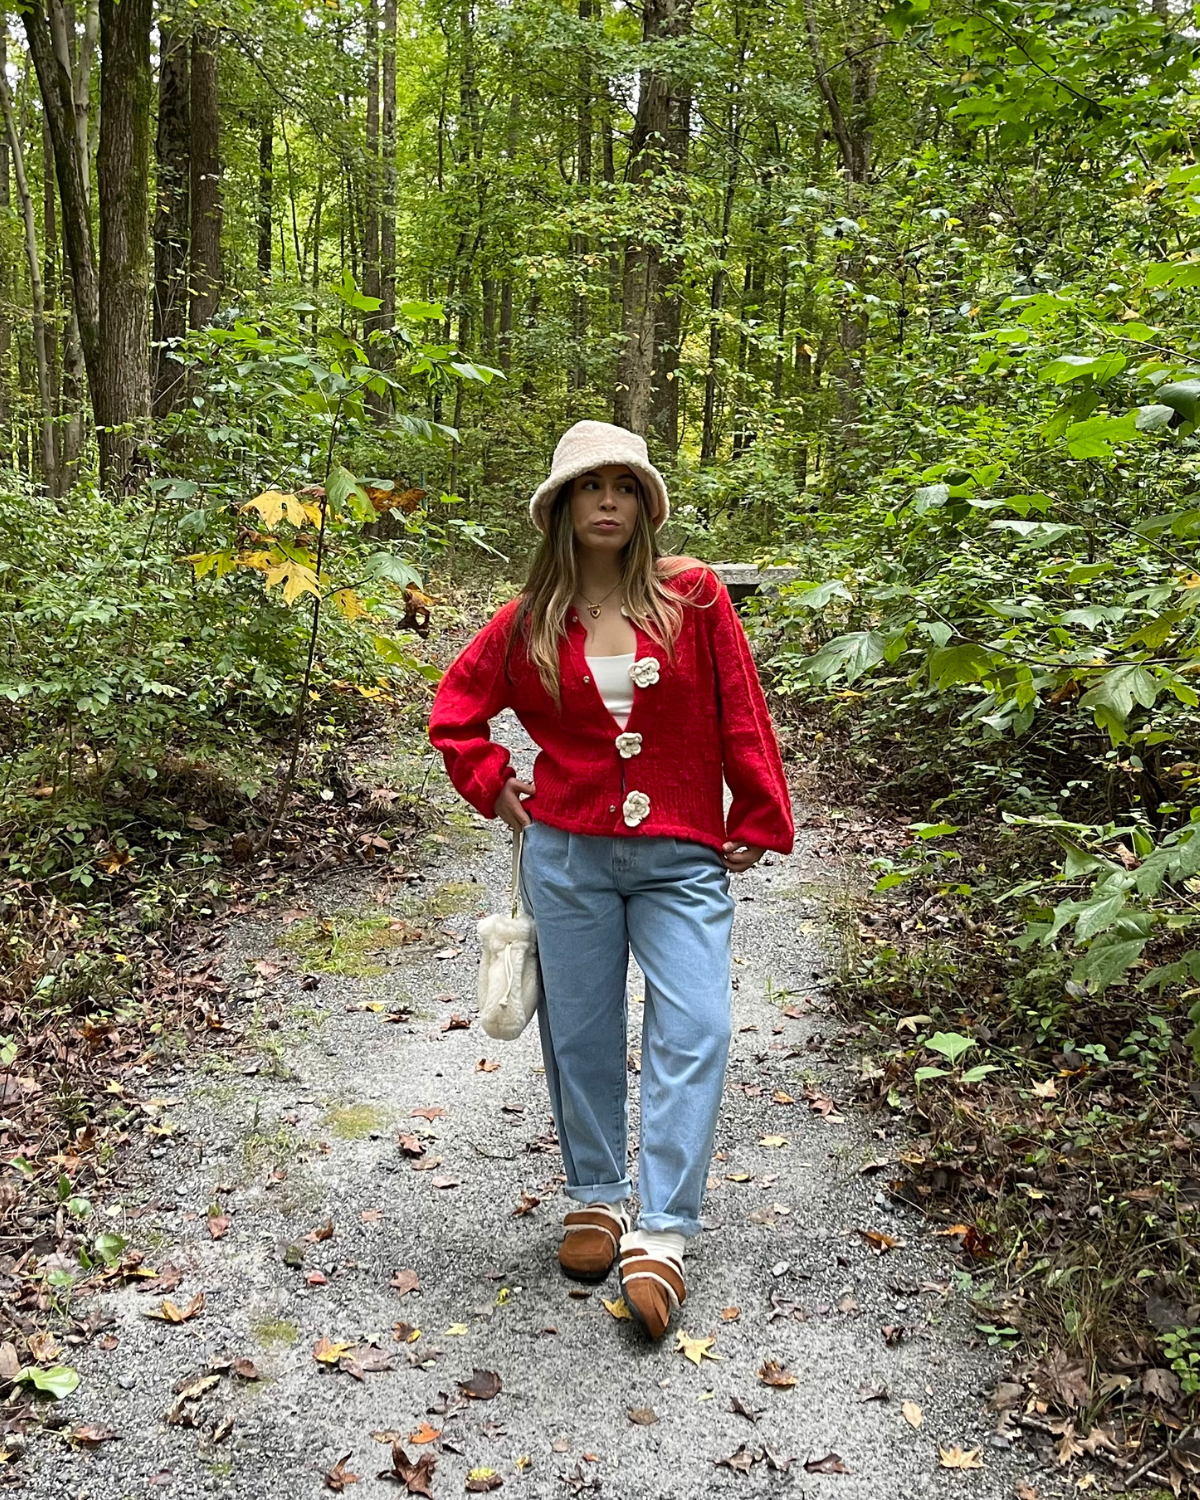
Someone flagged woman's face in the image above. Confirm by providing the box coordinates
[568,465,641,556]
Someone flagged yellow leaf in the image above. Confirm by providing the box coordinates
[312,1337,354,1364]
[237,549,274,572]
[938,1446,983,1469]
[187,549,237,580]
[515,1456,531,1472]
[602,1297,632,1321]
[332,587,369,621]
[675,1331,721,1366]
[758,1135,788,1148]
[242,490,310,529]
[902,1400,923,1428]
[1032,1078,1057,1099]
[467,1469,499,1484]
[263,559,320,605]
[446,1323,469,1336]
[725,1172,752,1182]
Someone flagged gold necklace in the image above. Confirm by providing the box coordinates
[578,581,623,619]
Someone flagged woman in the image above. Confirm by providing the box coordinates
[429,420,794,1340]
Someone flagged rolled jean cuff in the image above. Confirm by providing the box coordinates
[638,1211,702,1238]
[565,1177,632,1206]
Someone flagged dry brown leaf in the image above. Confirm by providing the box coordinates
[476,1058,500,1072]
[627,1407,657,1425]
[407,1423,441,1446]
[758,1360,797,1388]
[938,1446,983,1469]
[804,1453,848,1474]
[304,1218,336,1244]
[206,1214,230,1241]
[511,1192,540,1217]
[145,1291,205,1323]
[457,1369,502,1400]
[719,1306,740,1322]
[901,1400,923,1428]
[410,1106,448,1121]
[390,1269,421,1297]
[325,1453,361,1491]
[857,1228,901,1255]
[233,1358,259,1380]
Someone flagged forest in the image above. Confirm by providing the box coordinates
[5,0,1200,1485]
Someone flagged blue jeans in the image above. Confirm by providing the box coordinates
[520,820,734,1237]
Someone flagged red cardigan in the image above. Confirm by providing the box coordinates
[428,566,794,856]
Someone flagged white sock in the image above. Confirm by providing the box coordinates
[623,1227,686,1261]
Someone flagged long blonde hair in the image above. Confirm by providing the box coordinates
[511,477,705,703]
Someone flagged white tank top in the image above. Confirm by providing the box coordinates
[585,651,635,729]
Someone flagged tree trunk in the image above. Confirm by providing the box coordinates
[567,0,593,393]
[257,109,273,277]
[188,24,222,329]
[649,83,689,451]
[0,70,58,491]
[22,1,101,426]
[701,50,743,464]
[97,0,152,486]
[362,0,380,312]
[614,0,691,437]
[152,22,189,417]
[0,31,9,429]
[380,0,397,329]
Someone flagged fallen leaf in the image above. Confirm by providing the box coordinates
[1144,1367,1180,1405]
[476,1059,500,1072]
[676,1332,721,1366]
[390,1269,421,1297]
[233,1358,259,1380]
[803,1090,846,1122]
[902,1400,923,1428]
[881,1324,910,1346]
[306,1270,329,1286]
[411,1106,448,1121]
[446,1324,469,1337]
[857,1228,901,1254]
[719,1306,740,1322]
[304,1218,336,1245]
[804,1452,849,1474]
[465,1468,503,1492]
[1015,1485,1040,1500]
[145,1292,205,1324]
[602,1297,632,1321]
[772,1091,795,1104]
[726,1172,752,1183]
[758,1360,797,1388]
[457,1369,502,1400]
[857,1382,888,1402]
[714,1446,756,1474]
[627,1407,657,1425]
[378,1442,436,1495]
[398,1134,426,1158]
[512,1192,540,1217]
[430,1176,461,1190]
[325,1453,361,1491]
[206,1215,230,1241]
[408,1424,441,1446]
[758,1135,788,1148]
[729,1395,764,1422]
[313,1336,355,1365]
[441,1014,471,1032]
[1032,1078,1057,1099]
[71,1424,118,1446]
[938,1446,983,1469]
[411,1157,444,1172]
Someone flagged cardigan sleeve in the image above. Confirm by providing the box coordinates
[428,604,519,818]
[706,580,795,855]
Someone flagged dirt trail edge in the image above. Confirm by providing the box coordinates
[29,718,1049,1500]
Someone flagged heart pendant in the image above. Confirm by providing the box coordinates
[588,605,602,618]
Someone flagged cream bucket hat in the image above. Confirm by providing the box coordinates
[528,420,669,532]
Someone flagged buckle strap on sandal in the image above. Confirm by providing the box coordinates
[561,1204,630,1251]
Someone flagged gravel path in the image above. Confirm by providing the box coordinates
[25,718,1057,1499]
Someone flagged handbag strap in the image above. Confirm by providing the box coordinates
[510,826,525,919]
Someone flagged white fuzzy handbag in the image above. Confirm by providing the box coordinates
[476,827,541,1041]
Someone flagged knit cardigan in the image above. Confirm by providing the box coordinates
[428,566,795,856]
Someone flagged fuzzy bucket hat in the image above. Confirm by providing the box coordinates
[529,420,669,532]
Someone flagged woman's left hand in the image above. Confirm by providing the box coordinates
[722,841,765,873]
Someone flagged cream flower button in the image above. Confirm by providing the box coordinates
[622,791,650,827]
[615,732,642,759]
[628,657,660,688]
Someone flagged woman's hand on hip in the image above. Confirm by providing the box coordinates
[722,841,765,873]
[495,778,536,830]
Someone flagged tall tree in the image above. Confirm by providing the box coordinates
[21,1,101,430]
[97,0,152,485]
[189,23,222,329]
[379,0,397,331]
[613,0,692,436]
[152,21,190,417]
[257,108,273,278]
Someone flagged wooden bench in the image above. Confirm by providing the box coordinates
[710,563,803,604]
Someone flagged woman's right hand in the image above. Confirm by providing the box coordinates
[495,777,535,830]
